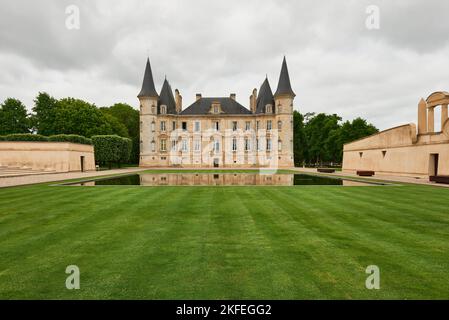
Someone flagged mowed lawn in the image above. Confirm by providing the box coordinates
[1,176,449,299]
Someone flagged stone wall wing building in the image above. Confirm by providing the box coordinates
[342,91,449,179]
[138,57,295,168]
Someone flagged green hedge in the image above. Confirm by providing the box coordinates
[3,134,49,141]
[0,133,92,145]
[92,135,132,166]
[48,134,92,145]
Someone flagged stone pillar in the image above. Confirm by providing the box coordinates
[418,98,427,134]
[441,104,448,130]
[428,107,435,133]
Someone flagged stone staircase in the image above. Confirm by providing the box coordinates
[0,166,56,178]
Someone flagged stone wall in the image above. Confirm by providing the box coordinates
[0,141,95,172]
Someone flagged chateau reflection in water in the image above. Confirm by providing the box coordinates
[74,173,375,186]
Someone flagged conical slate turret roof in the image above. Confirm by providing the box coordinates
[137,58,158,98]
[274,56,295,97]
[158,78,177,114]
[255,77,275,114]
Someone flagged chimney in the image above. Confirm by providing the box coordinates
[230,93,236,100]
[175,89,182,113]
[250,88,257,113]
[196,93,202,101]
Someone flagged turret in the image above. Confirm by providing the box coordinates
[138,57,159,166]
[138,57,159,115]
[274,56,295,114]
[158,78,177,114]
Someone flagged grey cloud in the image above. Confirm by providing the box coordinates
[1,0,449,131]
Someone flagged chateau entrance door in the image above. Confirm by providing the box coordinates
[213,158,219,168]
[429,153,439,176]
[80,156,85,172]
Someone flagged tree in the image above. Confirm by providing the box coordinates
[52,98,116,137]
[339,117,378,145]
[0,98,30,135]
[31,92,58,135]
[293,111,307,166]
[304,113,341,165]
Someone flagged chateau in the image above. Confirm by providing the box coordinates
[138,57,295,168]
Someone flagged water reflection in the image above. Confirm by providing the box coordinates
[72,173,377,186]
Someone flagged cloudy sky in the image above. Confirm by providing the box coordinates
[1,0,449,130]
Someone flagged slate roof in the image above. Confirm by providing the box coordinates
[137,58,158,98]
[274,56,295,97]
[255,77,275,114]
[158,79,177,114]
[180,97,251,115]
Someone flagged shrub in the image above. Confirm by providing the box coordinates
[119,137,132,164]
[0,136,5,141]
[4,133,49,141]
[92,135,131,167]
[48,134,92,145]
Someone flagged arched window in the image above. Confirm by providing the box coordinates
[151,140,155,152]
[160,105,167,114]
[278,121,282,130]
[278,140,282,151]
[151,121,155,132]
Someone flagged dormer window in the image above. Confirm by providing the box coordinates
[211,102,221,114]
[160,105,167,114]
[265,105,272,114]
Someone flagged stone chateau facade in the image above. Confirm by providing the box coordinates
[138,57,295,168]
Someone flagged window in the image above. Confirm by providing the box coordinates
[267,120,272,131]
[172,121,176,131]
[359,152,363,158]
[151,140,155,152]
[266,139,272,151]
[182,139,188,152]
[382,150,387,158]
[194,121,200,132]
[232,121,237,131]
[256,138,259,151]
[194,139,201,151]
[214,121,220,131]
[256,121,260,130]
[278,121,282,130]
[278,140,282,151]
[160,139,167,152]
[182,122,187,131]
[214,106,219,114]
[232,138,237,152]
[160,105,166,114]
[214,140,220,152]
[266,105,272,113]
[160,121,166,132]
[245,138,250,151]
[171,140,177,151]
[245,121,250,131]
[151,121,155,132]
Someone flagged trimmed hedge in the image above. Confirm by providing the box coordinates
[48,134,92,145]
[92,135,132,166]
[0,133,92,145]
[3,134,49,141]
